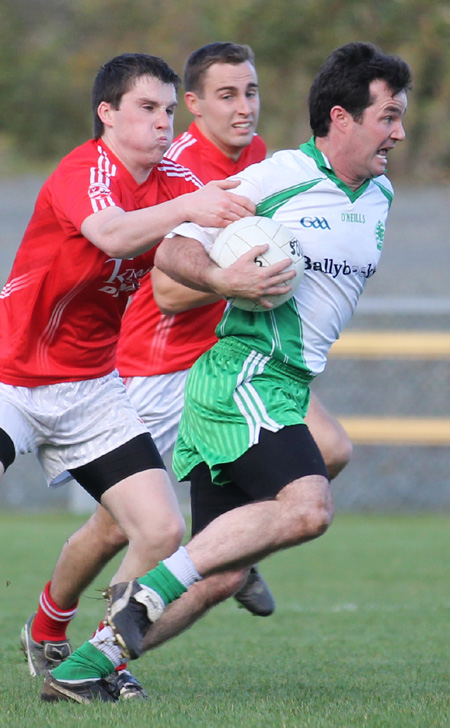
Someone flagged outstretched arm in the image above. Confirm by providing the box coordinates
[81,179,255,259]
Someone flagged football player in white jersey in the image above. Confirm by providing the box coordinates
[43,42,411,703]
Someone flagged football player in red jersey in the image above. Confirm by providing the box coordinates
[5,51,283,701]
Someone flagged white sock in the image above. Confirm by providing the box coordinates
[162,545,202,588]
[89,625,123,667]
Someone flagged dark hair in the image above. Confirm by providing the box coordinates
[309,42,412,137]
[92,53,181,139]
[184,42,255,95]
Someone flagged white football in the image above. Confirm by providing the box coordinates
[210,216,304,311]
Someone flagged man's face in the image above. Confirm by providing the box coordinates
[340,79,408,187]
[187,60,260,161]
[100,74,177,177]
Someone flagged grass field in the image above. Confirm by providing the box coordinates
[0,511,448,728]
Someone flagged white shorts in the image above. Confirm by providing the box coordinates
[0,371,148,487]
[124,369,189,457]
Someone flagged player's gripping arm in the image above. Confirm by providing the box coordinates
[155,230,295,310]
[151,267,221,315]
[81,179,254,259]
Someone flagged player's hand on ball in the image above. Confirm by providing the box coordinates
[209,216,304,311]
[211,244,295,309]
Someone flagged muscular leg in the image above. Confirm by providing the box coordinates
[49,505,128,609]
[100,468,186,585]
[137,474,333,656]
[49,468,185,608]
[305,392,353,480]
[24,455,185,688]
[44,442,334,692]
[184,475,333,576]
[42,397,331,618]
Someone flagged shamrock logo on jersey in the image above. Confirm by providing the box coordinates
[375,220,385,250]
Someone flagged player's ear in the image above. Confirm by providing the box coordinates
[97,102,114,128]
[184,91,201,117]
[329,105,351,131]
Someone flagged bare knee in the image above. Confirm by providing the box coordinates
[304,498,334,539]
[279,477,334,545]
[129,511,186,559]
[101,471,186,559]
[159,514,186,555]
[89,505,129,553]
[325,433,353,480]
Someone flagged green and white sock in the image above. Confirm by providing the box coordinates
[138,546,202,606]
[51,640,114,682]
[163,546,202,587]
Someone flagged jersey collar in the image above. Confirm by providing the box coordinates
[300,136,370,202]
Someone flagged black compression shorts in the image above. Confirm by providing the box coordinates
[69,432,165,503]
[190,424,328,535]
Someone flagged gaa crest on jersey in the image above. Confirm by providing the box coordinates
[375,220,385,250]
[300,216,331,230]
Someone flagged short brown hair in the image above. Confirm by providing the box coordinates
[92,53,181,139]
[184,42,255,96]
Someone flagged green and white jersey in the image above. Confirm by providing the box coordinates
[174,137,393,379]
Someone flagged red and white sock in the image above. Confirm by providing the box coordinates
[31,581,78,643]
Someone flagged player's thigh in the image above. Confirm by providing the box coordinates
[70,432,182,526]
[101,465,185,545]
[0,424,17,475]
[190,461,252,536]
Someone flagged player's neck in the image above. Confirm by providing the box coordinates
[100,136,155,185]
[315,135,366,191]
[194,122,243,163]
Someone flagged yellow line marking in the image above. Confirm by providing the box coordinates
[339,417,450,445]
[330,331,450,358]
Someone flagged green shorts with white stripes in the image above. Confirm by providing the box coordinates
[173,337,314,486]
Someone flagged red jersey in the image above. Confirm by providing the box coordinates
[0,139,201,386]
[116,122,267,376]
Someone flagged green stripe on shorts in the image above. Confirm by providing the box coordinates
[173,338,312,486]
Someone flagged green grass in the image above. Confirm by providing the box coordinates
[0,512,448,728]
